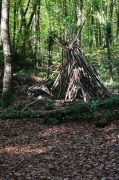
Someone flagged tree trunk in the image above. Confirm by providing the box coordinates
[1,0,12,107]
[0,0,2,25]
[13,0,17,48]
[33,0,41,67]
[77,0,83,46]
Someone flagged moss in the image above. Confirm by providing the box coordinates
[95,120,110,128]
[1,90,12,108]
[47,117,60,125]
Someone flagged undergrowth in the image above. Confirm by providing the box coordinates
[0,95,119,123]
[64,95,119,122]
[1,107,37,119]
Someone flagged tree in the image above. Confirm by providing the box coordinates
[1,0,12,107]
[33,0,41,67]
[77,0,83,45]
[0,0,118,91]
[0,1,2,25]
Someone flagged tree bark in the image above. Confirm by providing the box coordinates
[1,0,12,107]
[33,0,41,67]
[77,0,83,46]
[0,0,2,24]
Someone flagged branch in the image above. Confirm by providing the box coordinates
[22,98,41,112]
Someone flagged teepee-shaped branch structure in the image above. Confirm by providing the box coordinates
[52,8,114,101]
[52,40,114,101]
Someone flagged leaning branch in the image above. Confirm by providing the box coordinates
[22,99,40,112]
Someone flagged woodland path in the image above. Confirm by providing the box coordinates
[0,118,119,180]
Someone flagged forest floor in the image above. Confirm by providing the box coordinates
[0,73,119,180]
[0,118,119,180]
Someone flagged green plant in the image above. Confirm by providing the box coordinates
[1,105,37,118]
[22,108,37,118]
[95,120,110,128]
[1,108,20,118]
[1,91,12,108]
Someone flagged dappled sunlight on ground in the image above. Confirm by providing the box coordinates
[0,145,47,155]
[0,119,119,179]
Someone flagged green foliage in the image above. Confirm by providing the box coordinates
[95,120,110,128]
[22,108,37,118]
[1,0,117,84]
[1,91,12,108]
[89,98,100,113]
[98,96,119,110]
[14,70,34,85]
[64,96,119,122]
[47,117,60,125]
[60,101,90,122]
[1,108,20,118]
[1,107,37,118]
[12,51,26,71]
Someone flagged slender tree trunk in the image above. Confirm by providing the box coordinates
[105,33,113,83]
[19,0,31,34]
[0,1,2,78]
[116,11,119,37]
[47,50,51,79]
[33,12,38,67]
[0,0,2,24]
[89,11,94,48]
[1,0,12,107]
[13,0,17,48]
[77,0,83,45]
[98,23,102,47]
[33,0,41,67]
[104,0,114,82]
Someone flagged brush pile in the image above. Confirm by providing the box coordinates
[52,41,114,101]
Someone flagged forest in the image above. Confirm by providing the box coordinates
[0,0,119,179]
